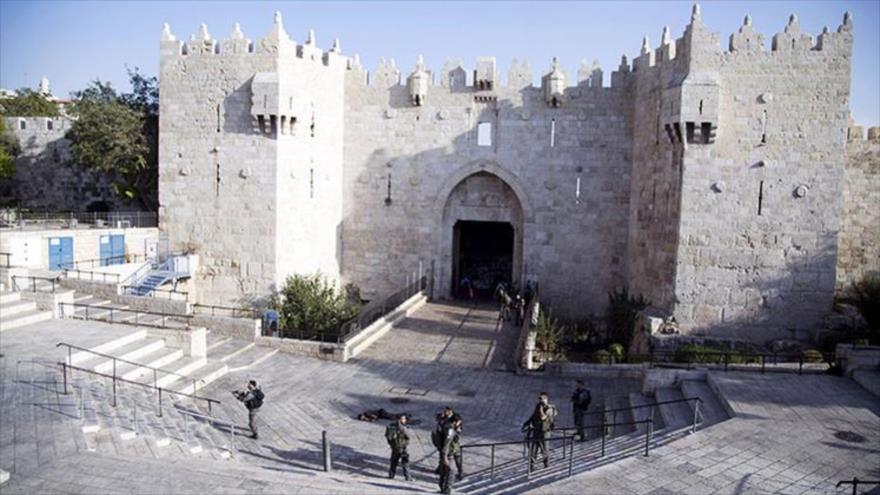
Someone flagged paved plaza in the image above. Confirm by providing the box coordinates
[0,304,879,494]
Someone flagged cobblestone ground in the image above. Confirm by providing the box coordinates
[1,307,879,494]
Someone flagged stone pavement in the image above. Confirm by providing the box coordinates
[358,301,518,370]
[1,311,879,494]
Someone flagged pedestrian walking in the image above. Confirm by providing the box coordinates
[438,415,462,494]
[570,380,592,441]
[522,392,556,470]
[232,379,264,439]
[385,414,412,481]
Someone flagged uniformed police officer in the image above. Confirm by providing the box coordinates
[385,414,412,481]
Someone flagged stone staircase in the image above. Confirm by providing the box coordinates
[0,291,53,332]
[455,378,730,494]
[67,294,189,329]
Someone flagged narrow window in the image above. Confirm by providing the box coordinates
[310,112,316,137]
[477,122,492,147]
[575,176,581,204]
[385,173,393,205]
[290,117,297,136]
[699,99,704,115]
[257,115,266,134]
[263,95,268,109]
[216,104,221,133]
[685,122,696,143]
[46,120,53,131]
[215,163,221,197]
[550,119,556,148]
[19,120,26,130]
[701,122,712,144]
[309,168,314,199]
[761,110,768,144]
[757,180,764,216]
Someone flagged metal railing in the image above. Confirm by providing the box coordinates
[175,408,240,454]
[56,342,216,414]
[643,349,832,375]
[59,302,192,329]
[122,284,189,302]
[836,478,880,494]
[11,274,61,292]
[0,210,158,230]
[336,274,428,343]
[62,268,122,284]
[0,251,10,267]
[554,396,703,437]
[461,418,655,481]
[61,253,151,270]
[192,303,260,319]
[120,260,154,287]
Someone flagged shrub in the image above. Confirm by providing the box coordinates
[842,275,880,338]
[273,273,360,339]
[802,349,824,363]
[591,349,611,364]
[607,343,625,361]
[605,289,649,351]
[535,309,567,362]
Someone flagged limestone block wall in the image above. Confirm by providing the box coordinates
[159,24,281,306]
[341,58,632,317]
[0,117,125,211]
[672,14,853,340]
[836,129,880,291]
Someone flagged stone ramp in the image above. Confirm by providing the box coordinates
[356,301,519,370]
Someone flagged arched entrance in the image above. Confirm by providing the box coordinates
[436,170,526,300]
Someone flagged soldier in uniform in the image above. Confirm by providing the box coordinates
[438,415,463,494]
[385,414,412,481]
[522,392,556,470]
[570,380,592,441]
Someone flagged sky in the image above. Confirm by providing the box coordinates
[1,0,878,126]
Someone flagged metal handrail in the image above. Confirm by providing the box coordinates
[175,407,240,453]
[337,274,428,343]
[56,341,195,382]
[120,260,156,287]
[59,361,219,417]
[645,349,832,375]
[11,274,61,293]
[192,303,260,319]
[62,267,122,284]
[61,253,151,270]
[553,396,702,423]
[836,478,880,495]
[121,284,189,301]
[60,302,192,320]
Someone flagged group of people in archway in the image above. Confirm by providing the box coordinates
[494,280,535,326]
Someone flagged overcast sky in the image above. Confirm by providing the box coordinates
[1,1,878,126]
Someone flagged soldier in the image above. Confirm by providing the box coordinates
[385,414,412,481]
[522,392,556,470]
[570,380,592,441]
[232,379,264,439]
[438,414,463,494]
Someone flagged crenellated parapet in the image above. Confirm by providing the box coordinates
[159,12,347,69]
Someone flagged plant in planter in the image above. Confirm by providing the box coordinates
[535,310,567,363]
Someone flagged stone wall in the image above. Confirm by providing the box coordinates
[0,117,127,211]
[836,128,880,291]
[666,12,853,340]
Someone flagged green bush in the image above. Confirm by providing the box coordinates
[607,343,625,361]
[842,275,880,338]
[802,349,824,363]
[673,344,760,365]
[853,338,870,347]
[592,349,611,364]
[272,273,360,339]
[605,289,649,351]
[535,310,567,362]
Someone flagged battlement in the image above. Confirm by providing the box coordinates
[632,4,853,73]
[159,12,345,68]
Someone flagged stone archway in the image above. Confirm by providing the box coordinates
[434,168,527,300]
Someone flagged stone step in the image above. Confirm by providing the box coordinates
[0,308,53,332]
[0,291,20,305]
[628,393,664,434]
[71,304,132,322]
[604,395,635,437]
[224,345,278,372]
[117,347,186,382]
[174,359,229,395]
[89,338,167,374]
[654,387,694,430]
[207,336,253,362]
[0,298,37,317]
[68,329,148,365]
[679,379,729,427]
[155,356,208,389]
[73,295,112,306]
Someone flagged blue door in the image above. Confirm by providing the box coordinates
[100,234,125,266]
[48,237,73,270]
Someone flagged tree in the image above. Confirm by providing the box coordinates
[0,119,19,180]
[66,68,158,210]
[0,88,59,117]
[273,273,360,339]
